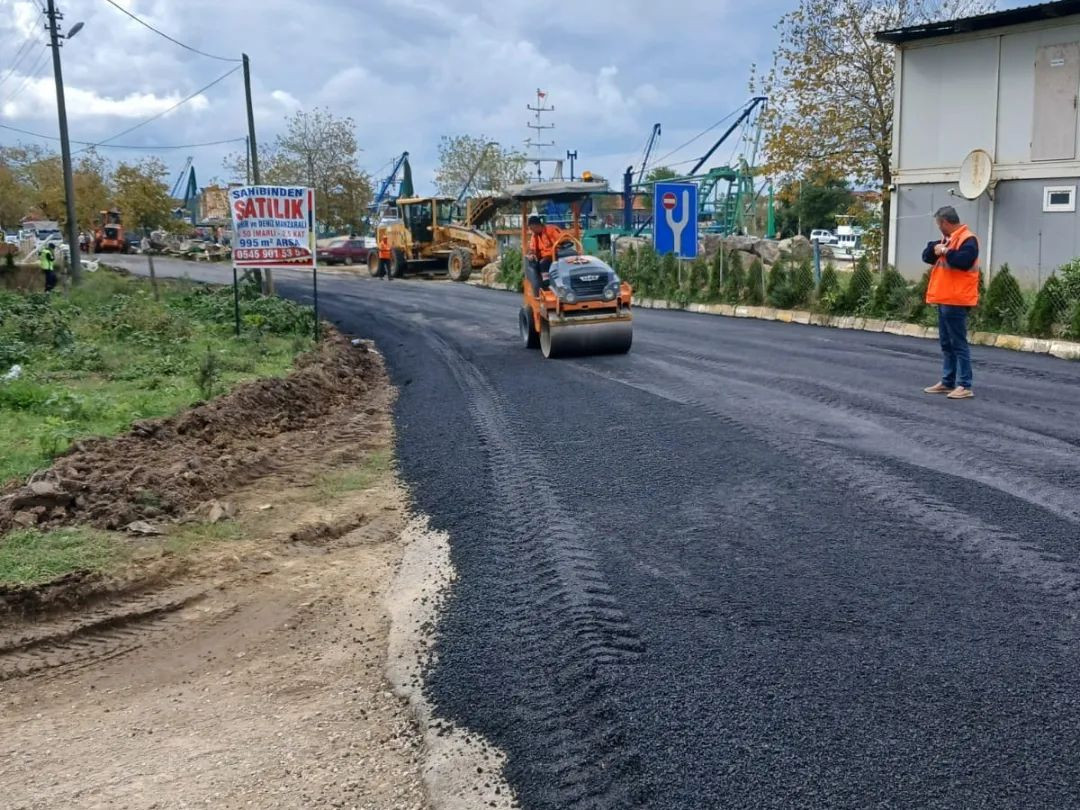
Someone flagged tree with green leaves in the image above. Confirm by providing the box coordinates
[434,135,528,198]
[113,158,174,233]
[224,108,372,232]
[752,0,993,267]
[775,172,855,237]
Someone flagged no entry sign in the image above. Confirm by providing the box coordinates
[229,185,316,268]
[662,191,677,211]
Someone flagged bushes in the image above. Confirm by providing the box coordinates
[1027,275,1070,338]
[816,264,841,313]
[721,250,745,304]
[605,244,1080,343]
[745,259,765,306]
[980,265,1026,334]
[842,256,874,313]
[869,266,911,319]
[498,248,523,291]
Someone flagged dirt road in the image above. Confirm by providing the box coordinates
[108,257,1080,808]
[0,336,432,810]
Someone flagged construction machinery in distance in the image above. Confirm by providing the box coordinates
[512,180,633,358]
[93,210,126,253]
[368,195,500,281]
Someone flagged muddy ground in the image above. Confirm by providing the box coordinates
[0,336,433,809]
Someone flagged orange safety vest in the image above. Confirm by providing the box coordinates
[378,236,391,260]
[925,224,979,307]
[530,225,564,261]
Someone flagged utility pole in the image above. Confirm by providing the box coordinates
[44,1,82,283]
[242,53,270,292]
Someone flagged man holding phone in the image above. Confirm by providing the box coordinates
[922,205,979,400]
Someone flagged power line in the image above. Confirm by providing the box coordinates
[101,0,241,63]
[75,65,241,152]
[0,122,246,150]
[0,46,51,108]
[650,103,748,168]
[0,31,39,89]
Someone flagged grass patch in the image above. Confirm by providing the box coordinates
[0,270,314,484]
[0,527,129,587]
[164,521,246,556]
[312,449,391,502]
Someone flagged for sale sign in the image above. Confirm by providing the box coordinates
[229,185,315,268]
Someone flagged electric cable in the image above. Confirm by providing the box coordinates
[0,31,39,89]
[74,65,241,152]
[0,122,245,150]
[101,0,241,62]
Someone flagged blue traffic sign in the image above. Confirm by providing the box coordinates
[653,182,698,258]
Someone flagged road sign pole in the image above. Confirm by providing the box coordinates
[232,264,241,337]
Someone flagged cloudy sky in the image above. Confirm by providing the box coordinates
[0,0,1019,194]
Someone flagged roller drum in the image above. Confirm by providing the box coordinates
[540,317,633,358]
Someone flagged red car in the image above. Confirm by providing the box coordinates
[317,237,372,266]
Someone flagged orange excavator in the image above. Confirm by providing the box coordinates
[94,209,126,253]
[511,180,633,358]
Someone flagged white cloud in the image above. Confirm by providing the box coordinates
[0,0,803,191]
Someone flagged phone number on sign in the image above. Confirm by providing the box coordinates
[234,247,312,261]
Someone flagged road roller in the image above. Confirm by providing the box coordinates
[510,180,633,359]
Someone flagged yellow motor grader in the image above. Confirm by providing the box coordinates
[368,196,499,281]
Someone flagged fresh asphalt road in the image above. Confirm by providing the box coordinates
[111,256,1080,809]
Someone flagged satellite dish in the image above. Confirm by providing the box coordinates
[958,149,993,200]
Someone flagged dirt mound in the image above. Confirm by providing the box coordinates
[0,331,383,534]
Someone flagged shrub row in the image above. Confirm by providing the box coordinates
[613,246,1080,340]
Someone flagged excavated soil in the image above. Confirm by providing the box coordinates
[0,334,434,810]
[0,330,381,536]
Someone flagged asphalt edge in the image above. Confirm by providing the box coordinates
[385,513,520,810]
[464,279,1080,361]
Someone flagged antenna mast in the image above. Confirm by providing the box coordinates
[525,88,555,181]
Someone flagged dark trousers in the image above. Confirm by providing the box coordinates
[526,257,551,297]
[938,304,972,389]
[43,269,57,292]
[378,258,391,280]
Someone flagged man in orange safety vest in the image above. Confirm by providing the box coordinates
[922,205,979,400]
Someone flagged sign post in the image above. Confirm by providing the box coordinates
[653,181,699,259]
[229,185,317,339]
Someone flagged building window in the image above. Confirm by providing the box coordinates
[1043,185,1076,213]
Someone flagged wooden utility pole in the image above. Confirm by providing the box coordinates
[242,54,271,292]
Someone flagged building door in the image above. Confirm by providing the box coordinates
[1032,42,1080,161]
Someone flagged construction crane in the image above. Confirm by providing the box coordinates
[626,96,769,236]
[635,123,662,185]
[370,151,410,212]
[170,157,194,199]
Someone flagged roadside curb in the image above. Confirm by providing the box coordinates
[462,279,1080,361]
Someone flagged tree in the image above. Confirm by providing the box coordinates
[776,172,855,237]
[225,108,372,233]
[113,157,174,233]
[752,0,993,266]
[2,144,111,232]
[434,135,528,198]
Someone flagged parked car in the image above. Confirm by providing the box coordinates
[317,237,371,266]
[809,229,835,244]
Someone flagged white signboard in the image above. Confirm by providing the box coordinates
[229,185,315,268]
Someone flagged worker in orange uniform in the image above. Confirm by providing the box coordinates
[378,233,393,281]
[921,205,979,399]
[525,215,563,297]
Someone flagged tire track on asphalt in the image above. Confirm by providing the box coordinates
[417,325,648,809]
[572,357,1080,607]
[650,347,1080,527]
